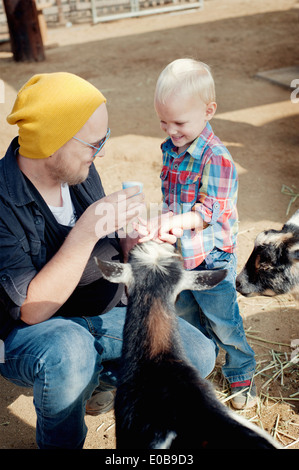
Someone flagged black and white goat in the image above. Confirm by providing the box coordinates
[236,210,299,300]
[95,241,280,449]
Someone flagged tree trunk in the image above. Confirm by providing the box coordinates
[3,0,45,62]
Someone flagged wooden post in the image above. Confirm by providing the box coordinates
[56,0,66,25]
[3,0,45,62]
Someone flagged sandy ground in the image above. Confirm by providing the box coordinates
[0,0,299,450]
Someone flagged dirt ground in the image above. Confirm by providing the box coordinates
[0,0,298,450]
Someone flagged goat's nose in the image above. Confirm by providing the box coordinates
[236,279,241,289]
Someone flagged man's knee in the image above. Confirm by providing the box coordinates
[33,320,101,413]
[43,320,99,372]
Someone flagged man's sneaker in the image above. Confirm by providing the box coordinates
[86,389,116,416]
[230,379,258,410]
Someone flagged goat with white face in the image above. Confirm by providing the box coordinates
[236,210,299,300]
[95,241,279,449]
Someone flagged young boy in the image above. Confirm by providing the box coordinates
[140,58,257,409]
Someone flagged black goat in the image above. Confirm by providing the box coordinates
[236,210,299,300]
[95,241,280,449]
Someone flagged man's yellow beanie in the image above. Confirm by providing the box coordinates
[7,72,106,159]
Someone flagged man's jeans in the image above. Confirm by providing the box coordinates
[0,307,216,449]
[176,249,256,384]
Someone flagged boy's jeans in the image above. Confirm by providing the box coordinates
[0,307,216,449]
[176,248,256,384]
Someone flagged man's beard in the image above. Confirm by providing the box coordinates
[45,154,89,186]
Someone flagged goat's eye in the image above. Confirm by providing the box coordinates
[258,253,276,270]
[260,262,274,271]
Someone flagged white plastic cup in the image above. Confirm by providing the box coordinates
[122,181,143,195]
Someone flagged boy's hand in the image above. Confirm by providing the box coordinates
[133,212,183,245]
[134,210,206,245]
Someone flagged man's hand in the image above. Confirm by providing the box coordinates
[75,185,145,243]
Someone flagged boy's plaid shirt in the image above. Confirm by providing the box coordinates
[160,122,239,270]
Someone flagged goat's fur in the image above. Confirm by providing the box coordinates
[95,241,280,449]
[236,210,299,300]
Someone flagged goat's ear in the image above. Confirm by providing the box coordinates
[94,257,133,285]
[181,269,227,292]
[285,209,299,228]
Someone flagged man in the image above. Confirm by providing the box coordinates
[0,73,216,449]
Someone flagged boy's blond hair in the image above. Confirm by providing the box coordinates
[155,58,216,105]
